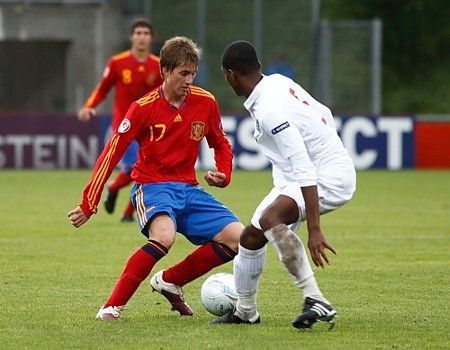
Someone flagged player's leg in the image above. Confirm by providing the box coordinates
[211,189,303,325]
[104,141,137,217]
[290,181,355,328]
[159,221,241,286]
[211,184,335,326]
[259,193,319,293]
[96,214,175,320]
[264,183,336,328]
[97,184,177,320]
[209,223,265,325]
[121,200,135,222]
[104,171,132,214]
[151,222,240,316]
[211,189,285,325]
[264,220,336,329]
[150,185,242,315]
[291,168,355,328]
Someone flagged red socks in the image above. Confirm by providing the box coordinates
[108,171,135,217]
[103,241,236,307]
[104,240,168,307]
[123,200,135,217]
[109,171,133,192]
[163,242,236,286]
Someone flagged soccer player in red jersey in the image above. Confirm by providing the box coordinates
[77,18,163,222]
[68,36,243,320]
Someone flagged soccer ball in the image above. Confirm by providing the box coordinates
[200,272,238,316]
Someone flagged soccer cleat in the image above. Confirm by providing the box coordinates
[150,270,193,316]
[209,310,261,325]
[292,297,337,329]
[120,214,134,222]
[95,305,126,320]
[104,188,118,214]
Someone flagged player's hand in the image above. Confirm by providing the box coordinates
[77,107,96,122]
[68,206,89,228]
[307,228,337,268]
[203,171,227,187]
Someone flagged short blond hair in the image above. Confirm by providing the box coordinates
[159,36,199,73]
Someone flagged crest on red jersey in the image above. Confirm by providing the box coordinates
[191,122,205,141]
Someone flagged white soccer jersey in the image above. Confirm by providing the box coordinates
[244,74,355,194]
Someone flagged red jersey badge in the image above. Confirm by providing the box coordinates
[191,122,205,141]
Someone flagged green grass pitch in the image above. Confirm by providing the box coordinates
[0,169,449,349]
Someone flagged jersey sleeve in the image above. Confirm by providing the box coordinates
[261,111,305,159]
[79,102,143,217]
[83,58,118,108]
[205,101,233,187]
[262,111,316,187]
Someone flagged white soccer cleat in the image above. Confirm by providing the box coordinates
[95,305,126,320]
[150,270,193,316]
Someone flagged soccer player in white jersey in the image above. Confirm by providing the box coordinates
[211,40,356,329]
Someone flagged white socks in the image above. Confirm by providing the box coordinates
[263,223,313,284]
[299,275,329,304]
[233,224,331,320]
[264,224,328,303]
[233,244,266,320]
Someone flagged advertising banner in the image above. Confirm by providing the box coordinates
[0,113,100,169]
[0,113,447,170]
[198,115,415,171]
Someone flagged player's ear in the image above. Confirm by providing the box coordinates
[161,66,169,79]
[227,69,237,80]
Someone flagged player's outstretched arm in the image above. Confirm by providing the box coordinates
[68,206,89,228]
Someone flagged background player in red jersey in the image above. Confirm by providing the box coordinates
[77,18,163,222]
[68,36,243,320]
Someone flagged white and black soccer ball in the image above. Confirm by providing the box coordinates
[200,272,238,316]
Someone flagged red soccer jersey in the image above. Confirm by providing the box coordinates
[83,50,163,130]
[80,86,233,217]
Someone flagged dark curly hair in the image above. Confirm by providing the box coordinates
[221,40,260,75]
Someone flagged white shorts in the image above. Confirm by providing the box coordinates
[250,172,355,232]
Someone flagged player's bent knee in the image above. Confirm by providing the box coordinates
[147,230,176,249]
[213,222,243,252]
[259,215,282,232]
[241,225,267,250]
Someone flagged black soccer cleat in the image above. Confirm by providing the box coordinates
[104,188,118,214]
[209,310,260,325]
[292,297,337,330]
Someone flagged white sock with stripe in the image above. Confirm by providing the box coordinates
[233,244,266,321]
